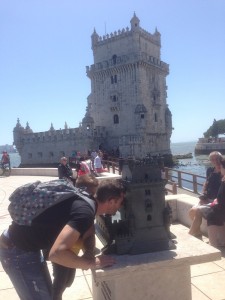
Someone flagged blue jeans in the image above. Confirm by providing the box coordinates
[0,246,52,300]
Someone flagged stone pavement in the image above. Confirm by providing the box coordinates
[1,175,225,300]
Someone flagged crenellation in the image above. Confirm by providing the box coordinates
[87,52,168,78]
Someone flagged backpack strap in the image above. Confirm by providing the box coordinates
[75,189,96,213]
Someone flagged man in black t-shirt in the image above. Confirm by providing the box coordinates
[0,179,125,300]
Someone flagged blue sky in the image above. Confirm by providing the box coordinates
[1,0,225,146]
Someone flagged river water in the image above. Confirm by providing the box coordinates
[8,141,210,177]
[171,141,210,177]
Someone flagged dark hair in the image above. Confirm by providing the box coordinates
[96,179,126,203]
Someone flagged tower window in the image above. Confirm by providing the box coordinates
[111,75,117,84]
[145,190,151,195]
[141,114,145,119]
[154,113,158,122]
[113,95,117,102]
[38,152,43,158]
[111,76,114,84]
[112,55,117,65]
[113,114,119,124]
[147,214,152,221]
[60,151,65,157]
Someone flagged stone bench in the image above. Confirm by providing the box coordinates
[166,194,225,247]
[10,168,121,180]
[165,193,208,236]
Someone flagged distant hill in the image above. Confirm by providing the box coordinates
[0,144,17,153]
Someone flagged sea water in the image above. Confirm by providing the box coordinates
[8,141,210,177]
[171,141,209,177]
[8,152,21,168]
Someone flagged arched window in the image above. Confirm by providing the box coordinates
[111,76,114,84]
[112,55,117,65]
[114,114,119,124]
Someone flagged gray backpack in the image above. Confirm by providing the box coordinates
[8,179,96,226]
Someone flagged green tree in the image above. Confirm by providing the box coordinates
[204,119,225,138]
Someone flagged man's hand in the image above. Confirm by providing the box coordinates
[94,254,116,269]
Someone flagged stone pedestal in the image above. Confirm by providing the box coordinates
[92,224,221,300]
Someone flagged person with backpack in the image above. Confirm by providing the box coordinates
[50,174,99,300]
[0,178,125,300]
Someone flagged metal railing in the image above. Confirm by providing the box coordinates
[164,167,206,195]
[102,160,206,195]
[102,159,121,175]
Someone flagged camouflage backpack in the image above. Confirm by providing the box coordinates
[8,179,96,226]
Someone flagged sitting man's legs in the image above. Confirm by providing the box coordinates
[189,207,203,237]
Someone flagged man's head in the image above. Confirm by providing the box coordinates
[96,179,126,215]
[209,151,223,167]
[60,157,68,165]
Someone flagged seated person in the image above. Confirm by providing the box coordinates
[58,156,76,185]
[189,151,223,237]
[77,157,91,177]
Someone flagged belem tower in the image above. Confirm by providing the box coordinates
[13,13,173,167]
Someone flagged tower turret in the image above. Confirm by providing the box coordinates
[13,118,25,153]
[91,28,99,51]
[130,12,140,30]
[25,122,33,133]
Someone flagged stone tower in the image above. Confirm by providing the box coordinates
[86,13,172,159]
[13,14,173,166]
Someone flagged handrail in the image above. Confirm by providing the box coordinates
[164,167,206,195]
[102,159,121,175]
[101,160,206,195]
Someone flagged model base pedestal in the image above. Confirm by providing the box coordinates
[92,224,221,300]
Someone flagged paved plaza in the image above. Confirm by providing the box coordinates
[1,175,225,300]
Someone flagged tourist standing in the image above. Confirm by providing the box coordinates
[94,151,104,173]
[0,179,125,300]
[50,174,99,300]
[189,151,223,237]
[91,150,97,171]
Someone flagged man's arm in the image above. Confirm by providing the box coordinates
[49,224,116,270]
[82,224,96,259]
